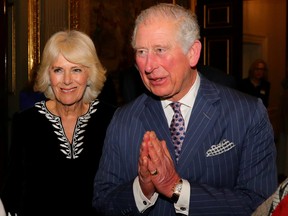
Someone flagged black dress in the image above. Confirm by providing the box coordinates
[1,100,116,216]
[239,78,270,107]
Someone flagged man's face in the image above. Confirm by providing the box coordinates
[134,19,196,101]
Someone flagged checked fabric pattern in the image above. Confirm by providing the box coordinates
[169,102,186,162]
[205,139,235,157]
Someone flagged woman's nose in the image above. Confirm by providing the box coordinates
[63,71,72,85]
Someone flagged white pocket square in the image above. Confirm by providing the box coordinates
[206,139,235,157]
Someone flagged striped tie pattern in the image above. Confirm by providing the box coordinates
[169,102,185,162]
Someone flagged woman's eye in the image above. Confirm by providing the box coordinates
[53,68,62,73]
[73,68,82,73]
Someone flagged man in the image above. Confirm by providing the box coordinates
[93,3,277,215]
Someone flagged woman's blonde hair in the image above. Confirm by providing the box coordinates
[34,30,106,103]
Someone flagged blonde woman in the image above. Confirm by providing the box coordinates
[1,30,116,216]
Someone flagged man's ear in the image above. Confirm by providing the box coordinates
[188,40,202,67]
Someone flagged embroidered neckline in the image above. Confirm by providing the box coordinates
[35,100,99,159]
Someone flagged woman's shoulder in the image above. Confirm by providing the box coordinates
[14,103,41,119]
[94,99,117,110]
[90,99,118,118]
[261,79,271,87]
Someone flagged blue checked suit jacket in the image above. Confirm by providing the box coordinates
[93,75,277,216]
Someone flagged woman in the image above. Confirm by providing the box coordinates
[1,30,117,216]
[239,59,271,107]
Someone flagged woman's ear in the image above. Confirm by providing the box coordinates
[188,40,202,67]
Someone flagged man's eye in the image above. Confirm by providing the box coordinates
[136,49,147,56]
[156,48,165,53]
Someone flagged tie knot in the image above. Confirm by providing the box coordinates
[170,102,181,113]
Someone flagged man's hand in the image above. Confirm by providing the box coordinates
[138,131,180,199]
[138,132,156,199]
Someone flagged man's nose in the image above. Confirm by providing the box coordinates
[144,52,157,74]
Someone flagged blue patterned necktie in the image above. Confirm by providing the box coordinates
[169,102,185,162]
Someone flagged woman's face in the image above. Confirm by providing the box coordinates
[49,54,89,106]
[253,62,266,80]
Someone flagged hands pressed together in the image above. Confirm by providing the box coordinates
[138,131,181,199]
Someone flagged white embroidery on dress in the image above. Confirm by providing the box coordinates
[35,100,98,159]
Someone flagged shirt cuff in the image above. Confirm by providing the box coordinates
[133,176,159,213]
[174,179,190,215]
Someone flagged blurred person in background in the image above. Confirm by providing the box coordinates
[19,63,46,111]
[239,59,271,108]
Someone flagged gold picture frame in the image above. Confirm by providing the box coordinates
[27,0,196,76]
[7,2,16,94]
[27,0,40,80]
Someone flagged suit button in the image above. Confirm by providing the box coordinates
[180,207,186,211]
[143,201,147,205]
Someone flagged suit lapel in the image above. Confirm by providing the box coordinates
[178,77,221,170]
[138,76,222,168]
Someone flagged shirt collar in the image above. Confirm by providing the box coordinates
[162,72,200,109]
